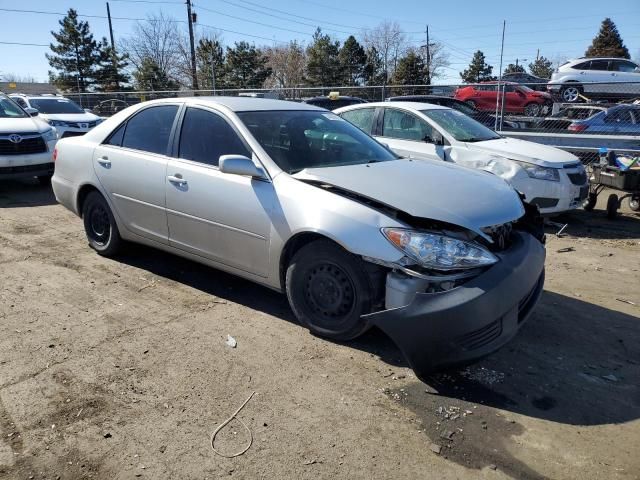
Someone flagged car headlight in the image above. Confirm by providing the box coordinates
[46,119,69,127]
[42,128,57,142]
[512,159,560,182]
[382,228,498,271]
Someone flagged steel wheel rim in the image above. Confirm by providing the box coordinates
[525,104,540,116]
[304,263,356,327]
[89,204,111,246]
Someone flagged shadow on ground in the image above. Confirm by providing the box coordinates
[0,179,56,208]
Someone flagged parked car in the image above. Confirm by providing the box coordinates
[454,82,553,117]
[547,58,640,103]
[533,104,608,131]
[567,104,640,134]
[51,97,545,378]
[335,102,588,215]
[387,95,519,129]
[0,92,58,184]
[302,94,367,110]
[92,98,130,117]
[502,72,548,91]
[9,94,103,138]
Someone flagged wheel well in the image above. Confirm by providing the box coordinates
[279,232,329,290]
[76,184,101,217]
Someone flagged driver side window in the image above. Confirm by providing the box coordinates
[382,109,435,142]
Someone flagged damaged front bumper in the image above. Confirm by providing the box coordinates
[363,231,545,379]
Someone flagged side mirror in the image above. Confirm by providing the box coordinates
[432,131,445,146]
[219,155,266,179]
[25,107,39,117]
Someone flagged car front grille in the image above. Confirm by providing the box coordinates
[0,135,47,155]
[0,162,54,175]
[66,121,97,129]
[518,272,545,323]
[456,319,503,351]
[567,171,587,185]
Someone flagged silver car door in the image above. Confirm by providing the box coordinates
[165,106,273,277]
[93,104,179,243]
[374,107,440,160]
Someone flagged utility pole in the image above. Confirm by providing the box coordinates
[425,25,431,85]
[186,0,199,90]
[210,49,216,95]
[494,20,506,131]
[536,49,540,61]
[106,2,120,90]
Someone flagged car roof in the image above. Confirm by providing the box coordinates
[145,96,325,112]
[338,101,449,111]
[568,57,635,63]
[303,96,364,101]
[387,95,458,102]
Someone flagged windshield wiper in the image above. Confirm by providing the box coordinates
[460,136,497,143]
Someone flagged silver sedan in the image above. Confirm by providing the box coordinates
[52,97,545,378]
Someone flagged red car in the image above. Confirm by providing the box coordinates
[454,82,552,117]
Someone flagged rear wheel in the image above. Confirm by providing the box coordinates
[285,239,378,341]
[524,103,541,117]
[629,197,640,212]
[606,193,619,219]
[82,191,122,256]
[583,192,597,211]
[560,84,582,103]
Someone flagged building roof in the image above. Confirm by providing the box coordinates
[0,82,59,95]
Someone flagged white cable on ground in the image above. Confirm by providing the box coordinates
[210,391,256,458]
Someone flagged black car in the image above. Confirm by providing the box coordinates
[502,72,548,91]
[386,95,519,130]
[302,95,367,110]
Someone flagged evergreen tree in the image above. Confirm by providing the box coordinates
[528,56,554,79]
[133,57,178,91]
[305,28,341,86]
[46,8,100,92]
[225,41,271,89]
[585,18,630,59]
[503,63,526,75]
[338,36,367,86]
[94,38,130,92]
[196,38,226,90]
[392,50,426,85]
[460,51,495,83]
[363,46,384,85]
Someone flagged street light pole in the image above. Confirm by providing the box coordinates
[186,0,199,91]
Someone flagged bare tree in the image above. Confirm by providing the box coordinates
[1,72,38,83]
[417,41,449,84]
[264,41,306,91]
[122,12,185,87]
[362,21,407,84]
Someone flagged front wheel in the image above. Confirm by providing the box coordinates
[583,192,597,211]
[524,103,542,117]
[285,240,378,341]
[82,191,123,256]
[629,197,640,212]
[560,84,582,103]
[606,193,619,219]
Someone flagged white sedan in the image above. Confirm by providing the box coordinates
[335,102,588,215]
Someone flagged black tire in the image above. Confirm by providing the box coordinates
[524,103,541,117]
[465,100,477,109]
[560,83,582,103]
[37,174,53,186]
[285,239,378,341]
[82,191,122,256]
[583,192,597,211]
[629,197,640,212]
[606,193,619,219]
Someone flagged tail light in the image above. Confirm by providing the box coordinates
[53,147,58,162]
[568,123,587,132]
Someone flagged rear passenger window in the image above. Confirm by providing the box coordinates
[340,108,376,134]
[121,105,178,155]
[588,60,609,71]
[178,107,250,167]
[105,123,125,146]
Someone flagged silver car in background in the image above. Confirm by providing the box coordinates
[52,97,546,378]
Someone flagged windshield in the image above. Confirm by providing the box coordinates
[237,110,398,173]
[422,109,501,142]
[29,98,84,114]
[517,85,534,93]
[0,95,28,118]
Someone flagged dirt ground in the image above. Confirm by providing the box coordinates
[0,178,639,480]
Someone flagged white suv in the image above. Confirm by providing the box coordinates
[0,93,58,184]
[10,94,103,138]
[547,58,640,103]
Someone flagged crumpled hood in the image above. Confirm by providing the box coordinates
[0,116,51,134]
[40,113,100,123]
[470,137,580,168]
[294,158,525,236]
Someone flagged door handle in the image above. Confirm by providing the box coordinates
[167,174,187,185]
[97,156,111,167]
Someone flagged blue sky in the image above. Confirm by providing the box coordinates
[1,0,639,84]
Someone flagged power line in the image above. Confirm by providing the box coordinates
[0,40,50,47]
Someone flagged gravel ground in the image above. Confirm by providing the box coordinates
[1,179,639,480]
